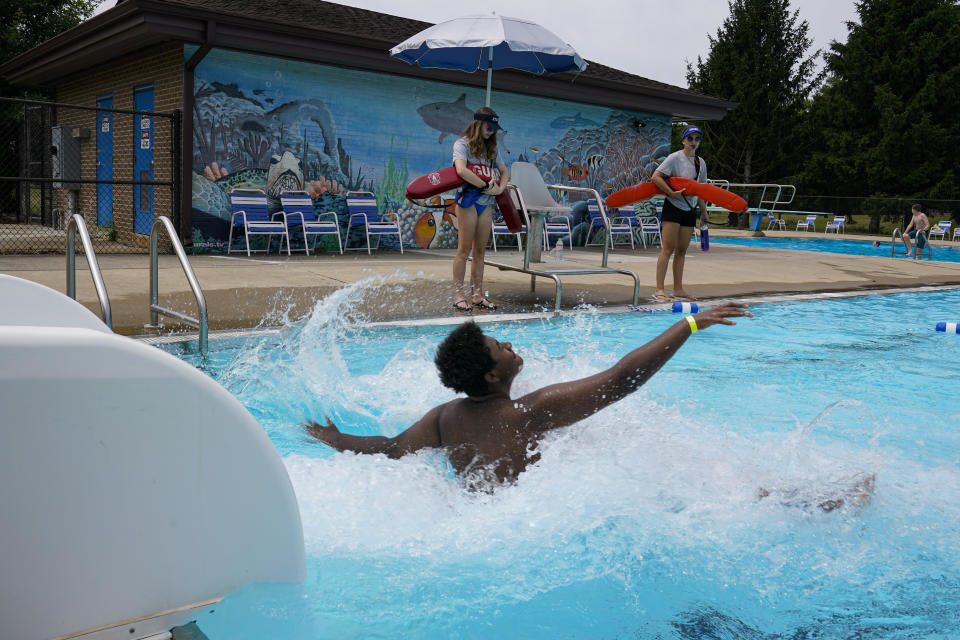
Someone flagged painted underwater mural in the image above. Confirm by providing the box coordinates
[188,47,671,253]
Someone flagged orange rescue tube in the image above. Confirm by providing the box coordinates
[605,178,748,213]
[669,178,748,213]
[605,182,661,208]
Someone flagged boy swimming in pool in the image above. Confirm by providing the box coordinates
[306,303,752,487]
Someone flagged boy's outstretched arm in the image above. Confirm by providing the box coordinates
[305,405,443,458]
[518,303,753,433]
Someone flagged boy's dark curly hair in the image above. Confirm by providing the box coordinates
[434,321,495,397]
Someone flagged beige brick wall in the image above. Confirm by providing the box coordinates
[55,45,183,247]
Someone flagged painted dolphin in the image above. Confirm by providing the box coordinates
[550,113,601,130]
[418,94,473,144]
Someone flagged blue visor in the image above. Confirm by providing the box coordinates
[682,126,703,139]
[474,113,501,131]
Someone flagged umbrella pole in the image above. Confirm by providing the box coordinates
[485,47,493,106]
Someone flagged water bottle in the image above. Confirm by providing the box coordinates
[553,239,564,261]
[700,224,710,251]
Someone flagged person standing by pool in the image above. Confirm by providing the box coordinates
[650,126,709,302]
[902,204,930,258]
[306,302,753,487]
[450,107,510,313]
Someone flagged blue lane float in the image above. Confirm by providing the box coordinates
[627,301,702,313]
[935,322,959,333]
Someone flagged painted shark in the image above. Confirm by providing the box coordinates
[417,93,473,144]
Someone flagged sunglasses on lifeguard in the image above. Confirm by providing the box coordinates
[685,135,701,142]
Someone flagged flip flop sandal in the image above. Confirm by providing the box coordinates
[472,298,497,311]
[651,293,674,303]
[453,301,473,313]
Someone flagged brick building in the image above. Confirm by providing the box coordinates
[1,0,734,252]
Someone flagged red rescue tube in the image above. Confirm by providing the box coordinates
[494,192,523,233]
[406,166,462,200]
[406,164,498,200]
[406,165,522,233]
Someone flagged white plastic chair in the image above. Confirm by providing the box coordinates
[344,190,403,254]
[953,226,960,242]
[796,215,817,232]
[543,214,574,251]
[490,215,525,252]
[638,216,662,248]
[584,203,633,249]
[767,210,786,230]
[824,215,846,235]
[279,191,343,255]
[607,207,637,249]
[228,188,290,256]
[928,221,951,241]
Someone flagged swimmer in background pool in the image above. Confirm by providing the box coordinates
[450,107,509,313]
[306,303,753,489]
[650,125,709,303]
[902,203,930,258]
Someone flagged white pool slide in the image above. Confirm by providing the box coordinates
[0,275,305,640]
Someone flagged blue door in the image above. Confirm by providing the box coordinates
[96,95,113,226]
[133,85,155,235]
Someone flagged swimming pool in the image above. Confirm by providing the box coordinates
[166,284,960,639]
[711,235,960,262]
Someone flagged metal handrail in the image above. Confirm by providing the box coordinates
[149,216,208,353]
[891,226,932,260]
[719,182,796,210]
[489,185,639,313]
[66,214,112,329]
[549,185,613,267]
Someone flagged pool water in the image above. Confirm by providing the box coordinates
[711,234,960,262]
[167,283,960,639]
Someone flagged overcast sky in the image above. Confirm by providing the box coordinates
[333,0,860,87]
[95,0,860,88]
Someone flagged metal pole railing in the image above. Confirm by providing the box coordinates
[550,185,611,267]
[65,214,112,329]
[149,216,208,353]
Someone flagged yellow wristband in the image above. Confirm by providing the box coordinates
[685,315,698,334]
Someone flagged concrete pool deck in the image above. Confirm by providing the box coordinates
[2,229,960,335]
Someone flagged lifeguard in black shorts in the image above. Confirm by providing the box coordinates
[650,126,708,302]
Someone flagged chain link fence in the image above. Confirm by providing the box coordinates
[711,184,958,234]
[791,195,958,234]
[0,96,180,254]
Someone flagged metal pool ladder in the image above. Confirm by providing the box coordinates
[66,214,112,329]
[148,216,209,353]
[891,227,932,260]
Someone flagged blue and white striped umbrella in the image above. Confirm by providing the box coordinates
[390,13,587,106]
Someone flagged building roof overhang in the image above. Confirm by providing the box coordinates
[0,0,735,120]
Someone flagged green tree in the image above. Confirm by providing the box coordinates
[686,0,823,194]
[2,0,99,97]
[800,0,960,231]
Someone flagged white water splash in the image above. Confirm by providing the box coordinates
[205,278,960,635]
